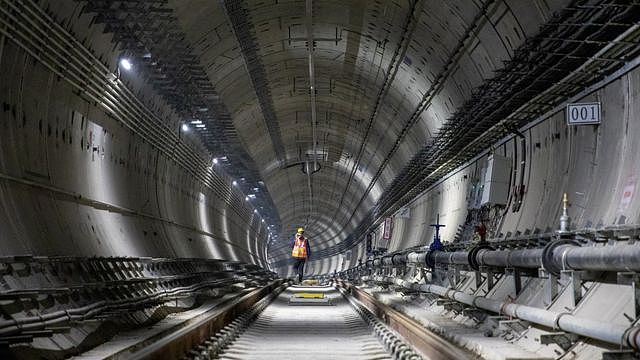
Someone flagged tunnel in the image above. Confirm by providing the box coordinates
[1,0,640,358]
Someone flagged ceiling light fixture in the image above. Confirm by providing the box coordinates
[120,58,132,71]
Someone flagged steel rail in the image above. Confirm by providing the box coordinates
[189,285,431,359]
[338,281,472,360]
[128,281,284,360]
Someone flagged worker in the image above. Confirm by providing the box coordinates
[291,227,311,283]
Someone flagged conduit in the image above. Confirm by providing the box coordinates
[0,278,240,336]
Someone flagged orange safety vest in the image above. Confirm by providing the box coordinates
[291,236,308,259]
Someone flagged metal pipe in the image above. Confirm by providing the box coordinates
[477,248,543,269]
[406,252,427,265]
[304,0,317,226]
[400,243,640,273]
[552,243,640,272]
[365,275,639,350]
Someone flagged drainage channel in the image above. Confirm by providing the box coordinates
[183,285,424,359]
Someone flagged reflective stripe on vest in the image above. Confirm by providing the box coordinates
[292,236,307,258]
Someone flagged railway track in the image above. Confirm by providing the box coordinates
[182,284,472,360]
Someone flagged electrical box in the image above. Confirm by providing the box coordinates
[481,154,511,206]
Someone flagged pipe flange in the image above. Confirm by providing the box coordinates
[425,250,436,268]
[552,312,570,330]
[623,326,640,350]
[541,238,579,275]
[391,253,403,266]
[468,244,493,270]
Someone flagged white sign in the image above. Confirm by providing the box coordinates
[566,102,601,125]
[398,207,411,219]
[383,217,393,240]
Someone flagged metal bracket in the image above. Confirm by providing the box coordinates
[561,270,583,307]
[474,270,484,291]
[435,299,449,306]
[462,307,487,322]
[498,319,529,334]
[447,265,461,288]
[505,267,522,296]
[486,315,508,331]
[540,332,579,351]
[617,272,640,320]
[560,270,599,308]
[437,299,465,313]
[479,266,498,294]
[539,267,558,306]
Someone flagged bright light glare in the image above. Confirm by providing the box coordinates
[181,124,189,131]
[120,58,132,71]
[232,180,238,186]
[245,196,249,201]
[212,158,219,164]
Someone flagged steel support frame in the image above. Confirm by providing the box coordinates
[618,272,640,320]
[364,275,640,351]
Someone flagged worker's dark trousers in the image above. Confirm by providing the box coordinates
[293,258,306,282]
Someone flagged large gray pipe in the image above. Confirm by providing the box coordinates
[476,248,543,268]
[396,243,640,273]
[364,275,640,350]
[551,243,640,272]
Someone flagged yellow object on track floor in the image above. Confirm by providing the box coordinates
[295,292,324,299]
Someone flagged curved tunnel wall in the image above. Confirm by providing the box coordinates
[2,0,638,278]
[0,1,270,266]
[305,62,640,275]
[193,0,571,263]
[271,0,572,273]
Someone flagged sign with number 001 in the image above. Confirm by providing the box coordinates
[566,102,601,125]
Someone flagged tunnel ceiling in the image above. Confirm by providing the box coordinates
[77,0,640,265]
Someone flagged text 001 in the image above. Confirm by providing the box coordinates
[566,102,601,125]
